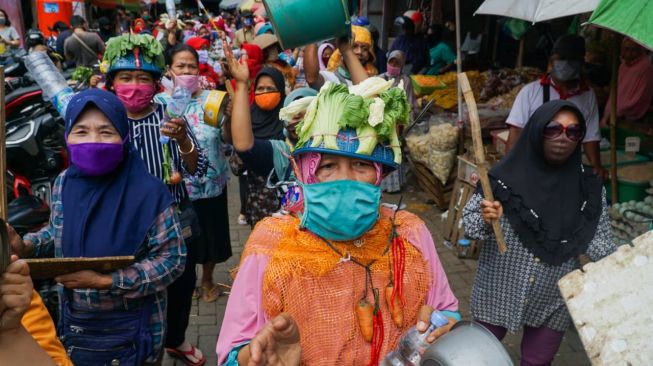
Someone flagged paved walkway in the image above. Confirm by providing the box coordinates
[163,174,591,366]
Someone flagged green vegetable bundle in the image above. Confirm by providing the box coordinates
[294,77,410,164]
[103,34,165,71]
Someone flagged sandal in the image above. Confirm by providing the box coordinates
[202,284,221,303]
[192,287,201,300]
[166,345,206,366]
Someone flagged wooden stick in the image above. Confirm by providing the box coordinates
[458,72,507,253]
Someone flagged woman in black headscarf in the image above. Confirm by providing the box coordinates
[462,100,616,366]
[230,67,287,226]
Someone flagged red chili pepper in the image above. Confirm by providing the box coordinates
[368,290,384,366]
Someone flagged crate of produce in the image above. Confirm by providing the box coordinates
[410,159,456,209]
[605,162,653,203]
[410,75,447,97]
[583,149,649,168]
[490,129,510,156]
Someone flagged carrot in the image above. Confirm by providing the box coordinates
[385,284,403,327]
[169,171,183,184]
[355,298,374,342]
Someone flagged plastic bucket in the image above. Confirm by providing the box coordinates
[203,90,229,128]
[263,0,351,50]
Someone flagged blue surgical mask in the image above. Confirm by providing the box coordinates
[299,180,381,241]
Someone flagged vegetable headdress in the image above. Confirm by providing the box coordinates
[289,77,409,168]
[103,34,165,77]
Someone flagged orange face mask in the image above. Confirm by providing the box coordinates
[255,91,281,111]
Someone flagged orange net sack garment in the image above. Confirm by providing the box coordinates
[244,210,432,365]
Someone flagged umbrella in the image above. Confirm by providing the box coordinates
[219,0,243,10]
[587,0,653,51]
[475,0,599,23]
[587,0,653,202]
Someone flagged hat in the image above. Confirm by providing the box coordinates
[255,22,273,36]
[551,34,585,61]
[403,10,423,28]
[284,87,318,108]
[292,78,409,168]
[65,89,128,137]
[186,36,209,50]
[104,34,165,77]
[253,33,279,50]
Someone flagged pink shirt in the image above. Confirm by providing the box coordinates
[215,214,459,365]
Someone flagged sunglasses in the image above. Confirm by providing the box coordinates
[543,121,584,142]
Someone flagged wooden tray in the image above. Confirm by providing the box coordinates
[24,256,135,279]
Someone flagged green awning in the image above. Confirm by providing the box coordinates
[587,0,653,51]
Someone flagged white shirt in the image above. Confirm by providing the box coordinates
[506,80,601,142]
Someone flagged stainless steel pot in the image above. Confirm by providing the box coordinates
[420,321,514,366]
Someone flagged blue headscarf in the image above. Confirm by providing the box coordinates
[62,89,175,257]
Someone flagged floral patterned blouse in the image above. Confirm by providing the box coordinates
[155,91,229,200]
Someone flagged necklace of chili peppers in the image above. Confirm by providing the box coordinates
[318,199,407,366]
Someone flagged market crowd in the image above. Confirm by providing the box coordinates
[0,3,647,366]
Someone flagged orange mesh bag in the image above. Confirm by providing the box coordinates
[252,210,431,365]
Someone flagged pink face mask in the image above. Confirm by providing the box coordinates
[174,74,200,94]
[114,83,156,113]
[386,64,401,77]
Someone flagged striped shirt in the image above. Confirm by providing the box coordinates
[128,103,209,203]
[24,173,187,363]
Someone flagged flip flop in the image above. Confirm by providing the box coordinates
[166,345,206,366]
[202,284,221,303]
[192,287,201,300]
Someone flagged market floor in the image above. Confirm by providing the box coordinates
[162,173,591,366]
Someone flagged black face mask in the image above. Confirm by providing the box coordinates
[0,18,6,26]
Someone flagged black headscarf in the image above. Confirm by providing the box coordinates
[488,100,603,266]
[250,67,286,140]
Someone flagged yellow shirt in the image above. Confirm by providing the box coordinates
[21,290,73,366]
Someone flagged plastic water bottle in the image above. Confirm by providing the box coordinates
[383,311,450,366]
[24,51,75,116]
[24,51,68,100]
[165,0,176,19]
[161,86,191,143]
[458,239,471,258]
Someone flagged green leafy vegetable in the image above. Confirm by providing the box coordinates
[71,66,93,83]
[103,34,165,71]
[355,125,379,156]
[296,83,368,150]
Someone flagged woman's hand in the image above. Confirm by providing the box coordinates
[415,305,457,343]
[89,75,102,88]
[222,32,249,83]
[0,256,33,331]
[55,270,112,289]
[481,200,503,224]
[160,117,189,143]
[239,313,301,366]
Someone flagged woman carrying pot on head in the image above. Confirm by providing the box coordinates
[304,25,375,89]
[103,33,209,366]
[155,43,231,305]
[13,89,186,365]
[463,100,616,366]
[217,56,460,365]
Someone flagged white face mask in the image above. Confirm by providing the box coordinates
[198,49,209,64]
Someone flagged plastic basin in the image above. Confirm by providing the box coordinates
[263,0,351,49]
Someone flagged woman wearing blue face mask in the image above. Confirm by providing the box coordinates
[13,89,186,365]
[216,70,460,364]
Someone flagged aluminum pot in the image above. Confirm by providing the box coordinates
[420,321,514,366]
